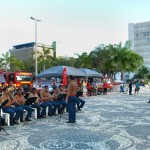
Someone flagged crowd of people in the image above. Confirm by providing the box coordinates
[119,80,140,95]
[0,77,85,126]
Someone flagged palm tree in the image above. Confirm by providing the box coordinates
[117,41,143,80]
[10,59,24,71]
[37,45,53,70]
[74,52,91,68]
[0,51,15,72]
[89,41,143,78]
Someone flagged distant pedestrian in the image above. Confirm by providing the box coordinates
[103,80,108,95]
[87,81,92,96]
[120,81,124,93]
[129,80,133,95]
[134,80,140,95]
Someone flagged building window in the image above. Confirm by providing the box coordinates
[135,33,138,38]
[147,32,150,36]
[143,32,147,37]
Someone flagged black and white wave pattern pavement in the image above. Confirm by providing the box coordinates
[0,86,150,150]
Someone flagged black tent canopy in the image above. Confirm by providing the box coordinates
[79,68,101,78]
[37,66,86,78]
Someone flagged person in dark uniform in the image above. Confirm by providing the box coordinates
[66,75,77,123]
[76,86,85,111]
[129,80,133,95]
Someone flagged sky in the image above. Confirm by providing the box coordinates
[1,0,150,57]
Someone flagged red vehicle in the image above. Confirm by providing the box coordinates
[1,70,33,92]
[96,77,113,90]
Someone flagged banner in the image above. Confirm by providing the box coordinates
[62,67,67,86]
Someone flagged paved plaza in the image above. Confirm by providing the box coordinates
[0,86,150,150]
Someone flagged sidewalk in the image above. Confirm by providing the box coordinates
[0,86,150,150]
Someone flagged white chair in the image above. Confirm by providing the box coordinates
[46,106,49,116]
[40,106,50,116]
[1,109,10,126]
[32,108,37,119]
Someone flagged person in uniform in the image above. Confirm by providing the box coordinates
[76,86,85,111]
[14,89,32,122]
[40,85,53,116]
[28,87,43,119]
[0,87,23,126]
[8,81,16,98]
[66,75,77,123]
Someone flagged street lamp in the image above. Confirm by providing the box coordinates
[30,17,41,88]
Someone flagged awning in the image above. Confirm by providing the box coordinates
[79,68,101,78]
[37,66,86,78]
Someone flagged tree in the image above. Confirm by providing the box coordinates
[134,66,149,79]
[37,45,53,71]
[89,44,119,77]
[10,59,25,71]
[0,51,16,72]
[23,58,35,75]
[117,41,143,80]
[89,41,143,78]
[74,52,92,68]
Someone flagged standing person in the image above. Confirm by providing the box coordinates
[103,80,108,95]
[87,81,92,96]
[129,80,133,95]
[134,80,140,95]
[66,75,77,123]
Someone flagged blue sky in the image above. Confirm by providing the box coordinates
[1,0,150,57]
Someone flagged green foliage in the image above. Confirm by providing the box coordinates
[74,52,92,68]
[134,66,149,79]
[0,52,18,72]
[147,74,150,80]
[0,40,144,77]
[37,45,53,71]
[89,41,143,77]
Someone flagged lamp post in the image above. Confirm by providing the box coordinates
[30,17,41,88]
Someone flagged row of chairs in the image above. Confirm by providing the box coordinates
[0,107,50,126]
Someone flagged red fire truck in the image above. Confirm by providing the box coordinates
[0,70,33,92]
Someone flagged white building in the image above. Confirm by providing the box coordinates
[128,21,150,69]
[10,42,55,61]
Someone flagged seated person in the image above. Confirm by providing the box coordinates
[0,87,23,126]
[28,87,43,119]
[40,85,53,116]
[76,86,85,111]
[8,81,16,98]
[14,88,32,122]
[58,86,67,113]
[52,88,67,114]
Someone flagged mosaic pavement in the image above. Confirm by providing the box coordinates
[0,86,150,150]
